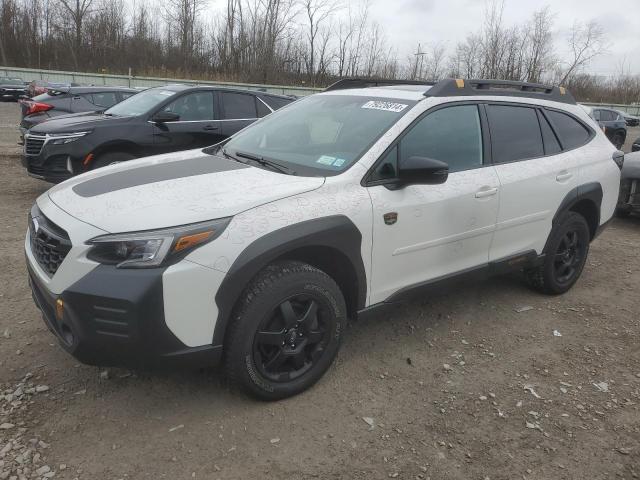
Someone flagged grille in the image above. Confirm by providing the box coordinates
[25,135,46,156]
[29,211,72,276]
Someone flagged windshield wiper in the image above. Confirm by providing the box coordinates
[220,147,244,164]
[235,150,294,175]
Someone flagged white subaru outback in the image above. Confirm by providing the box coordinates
[25,79,622,399]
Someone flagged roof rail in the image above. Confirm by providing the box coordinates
[425,78,576,104]
[325,78,436,91]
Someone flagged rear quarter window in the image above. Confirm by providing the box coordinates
[545,110,591,150]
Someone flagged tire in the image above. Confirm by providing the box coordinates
[525,211,591,295]
[91,151,135,170]
[615,208,631,218]
[224,260,346,400]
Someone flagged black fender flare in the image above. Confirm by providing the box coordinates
[212,215,367,346]
[545,182,603,251]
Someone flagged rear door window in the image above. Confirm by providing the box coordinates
[90,92,119,108]
[545,110,591,150]
[601,110,615,121]
[486,105,544,163]
[221,92,258,119]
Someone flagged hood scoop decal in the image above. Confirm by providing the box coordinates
[72,154,248,197]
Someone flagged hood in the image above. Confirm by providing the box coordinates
[31,112,131,134]
[46,149,325,233]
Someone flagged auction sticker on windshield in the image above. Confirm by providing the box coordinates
[361,100,408,113]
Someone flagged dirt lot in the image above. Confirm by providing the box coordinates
[1,101,639,480]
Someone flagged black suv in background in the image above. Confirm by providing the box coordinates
[19,86,138,141]
[0,77,28,101]
[22,85,294,182]
[584,106,627,149]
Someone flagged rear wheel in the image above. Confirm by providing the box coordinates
[526,211,590,295]
[224,261,346,400]
[91,151,135,170]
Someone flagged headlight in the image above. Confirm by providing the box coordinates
[49,131,91,145]
[87,218,231,268]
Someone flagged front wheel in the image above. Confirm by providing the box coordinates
[526,211,590,295]
[224,261,346,400]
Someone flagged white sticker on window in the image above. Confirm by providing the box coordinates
[333,158,346,167]
[362,101,408,113]
[316,155,336,165]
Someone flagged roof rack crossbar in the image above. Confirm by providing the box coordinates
[325,78,436,91]
[424,78,576,104]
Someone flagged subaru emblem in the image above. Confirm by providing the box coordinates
[383,212,398,225]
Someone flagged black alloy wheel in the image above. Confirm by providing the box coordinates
[525,211,590,295]
[224,261,346,400]
[253,295,330,382]
[552,229,584,285]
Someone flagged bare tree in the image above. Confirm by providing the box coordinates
[523,6,555,83]
[163,0,208,74]
[299,0,340,85]
[559,20,607,84]
[57,0,95,68]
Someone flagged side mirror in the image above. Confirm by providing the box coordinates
[398,156,449,186]
[151,110,180,123]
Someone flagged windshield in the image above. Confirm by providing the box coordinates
[222,94,416,176]
[105,88,175,116]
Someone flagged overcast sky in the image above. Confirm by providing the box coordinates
[364,0,640,76]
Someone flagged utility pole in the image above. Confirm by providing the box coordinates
[412,43,426,80]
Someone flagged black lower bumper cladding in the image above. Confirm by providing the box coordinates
[27,262,222,369]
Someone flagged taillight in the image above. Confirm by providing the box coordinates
[24,101,53,115]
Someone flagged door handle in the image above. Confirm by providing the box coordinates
[556,171,573,182]
[203,125,219,131]
[475,186,498,198]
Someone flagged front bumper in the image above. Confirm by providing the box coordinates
[22,135,88,183]
[0,90,27,100]
[27,261,223,369]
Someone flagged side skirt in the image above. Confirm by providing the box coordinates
[357,250,542,321]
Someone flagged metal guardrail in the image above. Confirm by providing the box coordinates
[0,66,322,97]
[580,102,640,116]
[2,67,639,115]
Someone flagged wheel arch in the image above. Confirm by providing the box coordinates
[550,182,602,245]
[91,140,141,159]
[212,215,367,347]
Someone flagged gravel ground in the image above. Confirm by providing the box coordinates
[0,100,639,479]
